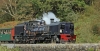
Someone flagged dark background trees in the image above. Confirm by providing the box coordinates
[0,0,87,23]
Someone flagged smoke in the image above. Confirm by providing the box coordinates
[42,12,60,25]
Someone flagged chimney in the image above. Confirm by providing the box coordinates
[50,19,54,23]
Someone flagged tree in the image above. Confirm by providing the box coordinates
[84,0,94,5]
[1,0,18,18]
[32,0,82,22]
[1,0,33,21]
[0,0,86,22]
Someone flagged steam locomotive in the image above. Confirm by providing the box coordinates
[0,19,76,44]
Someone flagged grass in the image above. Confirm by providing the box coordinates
[87,47,99,51]
[0,46,20,51]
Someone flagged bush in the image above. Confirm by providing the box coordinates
[0,13,14,24]
[92,24,100,35]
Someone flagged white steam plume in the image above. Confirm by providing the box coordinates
[42,12,60,25]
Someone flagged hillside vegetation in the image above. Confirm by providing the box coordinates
[0,21,20,28]
[0,0,100,43]
[75,0,100,43]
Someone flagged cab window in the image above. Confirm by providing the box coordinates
[61,24,65,29]
[70,23,74,30]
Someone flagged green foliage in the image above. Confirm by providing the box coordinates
[63,11,79,22]
[31,0,84,22]
[74,0,86,7]
[75,4,100,43]
[0,13,14,23]
[92,25,99,34]
[14,0,34,20]
[0,0,86,22]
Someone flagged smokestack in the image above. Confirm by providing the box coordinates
[42,12,60,24]
[50,19,54,23]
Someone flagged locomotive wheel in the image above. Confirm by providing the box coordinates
[29,40,36,44]
[51,38,56,43]
[60,39,72,44]
[43,38,50,43]
[51,36,60,43]
[39,40,44,43]
[71,40,76,43]
[60,40,66,44]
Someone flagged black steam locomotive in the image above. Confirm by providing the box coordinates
[14,19,76,44]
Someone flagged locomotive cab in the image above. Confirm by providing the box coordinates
[60,22,74,35]
[60,22,76,43]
